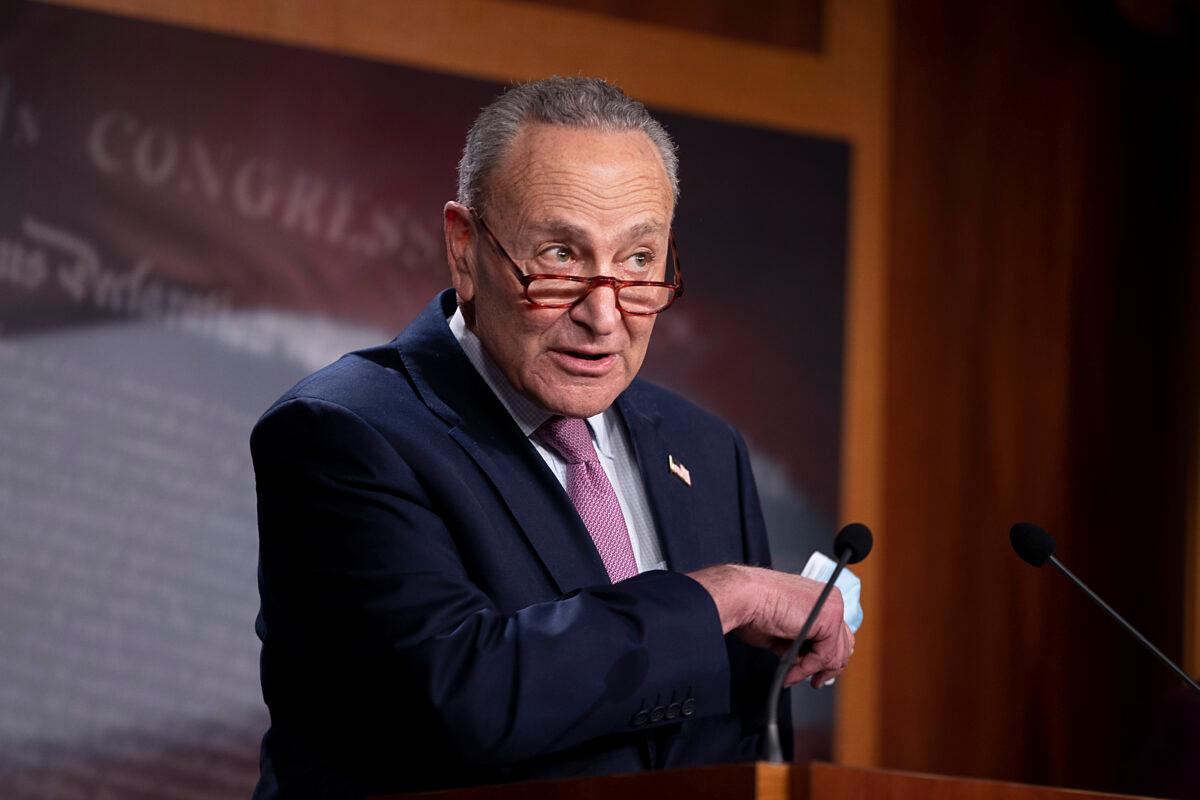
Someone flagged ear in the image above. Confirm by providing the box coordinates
[443,201,476,302]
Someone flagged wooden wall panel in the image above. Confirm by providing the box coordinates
[522,0,824,53]
[881,1,1196,793]
[1187,4,1200,685]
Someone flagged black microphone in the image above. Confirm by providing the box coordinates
[1010,522,1200,695]
[763,523,872,763]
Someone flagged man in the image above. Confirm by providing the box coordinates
[251,77,854,799]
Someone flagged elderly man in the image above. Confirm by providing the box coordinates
[251,77,854,799]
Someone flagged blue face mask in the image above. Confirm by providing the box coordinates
[800,551,863,633]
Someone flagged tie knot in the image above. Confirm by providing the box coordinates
[537,416,598,465]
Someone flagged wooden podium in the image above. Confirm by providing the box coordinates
[387,762,1163,799]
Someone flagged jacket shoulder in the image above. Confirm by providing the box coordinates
[258,340,416,426]
[622,378,741,442]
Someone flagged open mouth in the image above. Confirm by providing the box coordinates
[563,350,609,361]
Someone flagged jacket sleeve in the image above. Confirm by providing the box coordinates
[252,396,732,770]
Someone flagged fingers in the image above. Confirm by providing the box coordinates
[780,662,843,689]
[782,622,854,689]
[716,567,859,688]
[782,662,809,688]
[810,670,838,689]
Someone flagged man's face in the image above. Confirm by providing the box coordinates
[445,124,675,418]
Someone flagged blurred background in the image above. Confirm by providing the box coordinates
[0,1,1197,799]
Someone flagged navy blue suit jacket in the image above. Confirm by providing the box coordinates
[251,290,788,797]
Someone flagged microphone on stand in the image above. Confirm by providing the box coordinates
[1009,522,1200,695]
[763,523,873,763]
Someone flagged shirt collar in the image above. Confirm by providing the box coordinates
[448,305,615,455]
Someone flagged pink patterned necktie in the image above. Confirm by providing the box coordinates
[537,416,639,583]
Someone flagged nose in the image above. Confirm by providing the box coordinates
[568,281,621,336]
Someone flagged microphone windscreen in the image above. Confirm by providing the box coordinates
[834,523,873,564]
[1010,522,1055,567]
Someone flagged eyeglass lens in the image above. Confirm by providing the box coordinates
[526,279,677,313]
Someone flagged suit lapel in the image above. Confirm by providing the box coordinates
[616,387,701,573]
[395,291,609,594]
[447,422,609,593]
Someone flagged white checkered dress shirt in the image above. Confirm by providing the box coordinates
[449,307,667,573]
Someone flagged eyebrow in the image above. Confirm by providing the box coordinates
[525,219,666,244]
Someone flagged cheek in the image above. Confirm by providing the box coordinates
[477,271,535,338]
[529,307,574,340]
[511,309,565,364]
[627,317,656,353]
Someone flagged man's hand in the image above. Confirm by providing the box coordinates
[688,564,855,689]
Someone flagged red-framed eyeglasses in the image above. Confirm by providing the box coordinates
[470,209,684,316]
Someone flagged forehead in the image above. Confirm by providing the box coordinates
[488,124,675,234]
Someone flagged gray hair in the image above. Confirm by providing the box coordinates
[456,76,679,214]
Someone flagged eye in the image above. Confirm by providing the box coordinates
[629,251,653,270]
[537,245,573,268]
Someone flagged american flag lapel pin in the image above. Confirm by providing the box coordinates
[668,454,692,487]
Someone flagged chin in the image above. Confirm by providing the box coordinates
[543,397,611,419]
[536,385,622,419]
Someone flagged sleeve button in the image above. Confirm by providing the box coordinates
[631,709,649,727]
[650,705,666,723]
[681,698,696,717]
[666,702,681,720]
